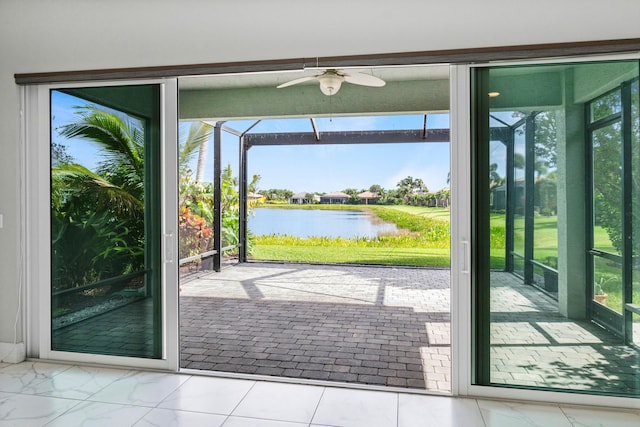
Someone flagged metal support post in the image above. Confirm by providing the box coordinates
[213,123,223,272]
[239,136,248,262]
[505,128,515,273]
[524,114,536,285]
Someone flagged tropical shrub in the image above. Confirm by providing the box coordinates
[178,156,260,259]
[179,206,213,259]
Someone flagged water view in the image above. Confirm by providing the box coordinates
[248,208,399,239]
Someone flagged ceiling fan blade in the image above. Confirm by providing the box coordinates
[276,76,317,89]
[343,72,386,87]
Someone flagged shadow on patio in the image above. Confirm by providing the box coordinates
[489,272,640,395]
[179,263,451,392]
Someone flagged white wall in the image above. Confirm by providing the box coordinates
[0,0,639,351]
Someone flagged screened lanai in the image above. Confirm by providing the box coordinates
[180,118,451,272]
[175,65,456,391]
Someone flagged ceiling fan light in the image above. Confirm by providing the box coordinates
[319,75,343,96]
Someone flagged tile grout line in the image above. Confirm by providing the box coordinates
[83,366,137,403]
[38,395,85,427]
[558,406,576,426]
[129,406,155,427]
[308,386,328,426]
[152,372,194,409]
[223,378,259,422]
[474,399,488,427]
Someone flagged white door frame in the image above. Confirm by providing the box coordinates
[24,78,179,371]
[449,64,472,398]
[450,54,640,409]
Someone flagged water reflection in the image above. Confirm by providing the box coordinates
[248,208,399,239]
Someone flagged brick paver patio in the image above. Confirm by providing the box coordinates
[180,263,451,392]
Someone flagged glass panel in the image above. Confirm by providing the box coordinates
[592,122,622,254]
[50,85,162,358]
[590,89,621,123]
[512,123,526,277]
[475,60,640,397]
[512,254,525,278]
[533,112,558,283]
[632,79,640,347]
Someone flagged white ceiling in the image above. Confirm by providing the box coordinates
[178,64,450,90]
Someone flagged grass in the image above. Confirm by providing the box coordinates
[251,244,449,267]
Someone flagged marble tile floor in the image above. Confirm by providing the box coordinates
[1,361,639,427]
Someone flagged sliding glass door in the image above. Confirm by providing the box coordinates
[41,81,178,367]
[472,60,640,396]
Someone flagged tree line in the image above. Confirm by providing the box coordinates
[261,175,450,207]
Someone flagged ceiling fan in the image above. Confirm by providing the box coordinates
[276,69,385,96]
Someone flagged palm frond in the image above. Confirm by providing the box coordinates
[59,106,144,174]
[53,163,144,216]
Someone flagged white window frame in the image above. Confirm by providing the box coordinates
[23,79,179,371]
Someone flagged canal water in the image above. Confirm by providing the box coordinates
[248,208,398,239]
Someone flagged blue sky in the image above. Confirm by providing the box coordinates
[192,115,451,193]
[51,91,104,170]
[53,91,452,193]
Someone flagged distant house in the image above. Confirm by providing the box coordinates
[247,192,266,205]
[319,191,350,204]
[490,178,556,214]
[491,185,506,211]
[357,191,380,205]
[289,192,319,204]
[491,179,524,211]
[247,192,264,200]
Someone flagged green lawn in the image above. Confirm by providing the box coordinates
[251,244,449,267]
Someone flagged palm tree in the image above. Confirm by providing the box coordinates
[179,121,213,182]
[57,105,146,208]
[397,176,428,205]
[58,112,213,211]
